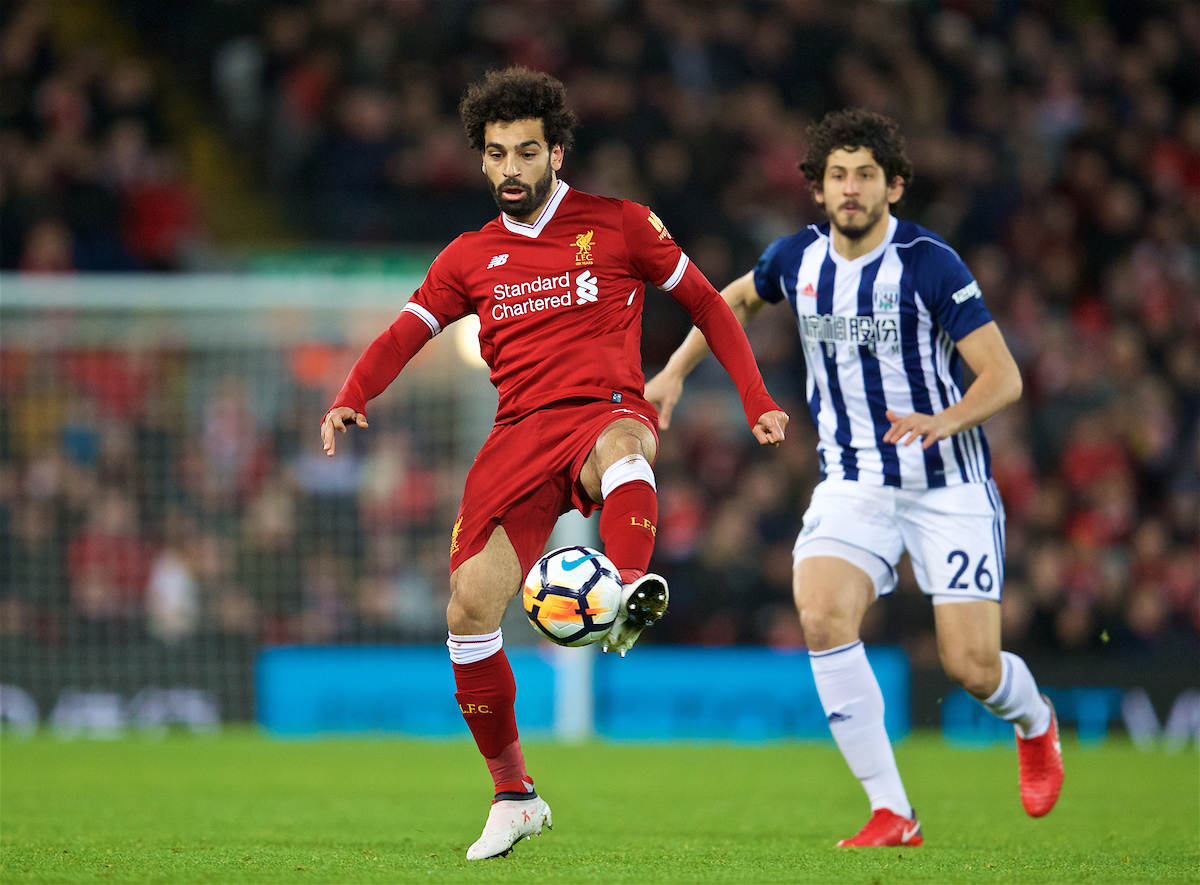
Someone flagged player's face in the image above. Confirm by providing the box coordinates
[815,147,904,241]
[482,119,565,223]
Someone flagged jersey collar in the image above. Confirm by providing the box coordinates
[500,180,570,238]
[826,214,898,267]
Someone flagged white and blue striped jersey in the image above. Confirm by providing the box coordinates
[753,215,993,489]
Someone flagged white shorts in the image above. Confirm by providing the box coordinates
[792,478,1006,602]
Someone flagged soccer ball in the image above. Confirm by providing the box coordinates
[522,546,623,647]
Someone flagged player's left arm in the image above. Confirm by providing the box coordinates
[645,271,768,429]
[667,262,789,447]
[884,320,1022,449]
[622,202,786,446]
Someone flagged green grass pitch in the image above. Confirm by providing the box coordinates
[2,730,1196,883]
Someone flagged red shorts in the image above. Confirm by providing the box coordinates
[448,397,658,579]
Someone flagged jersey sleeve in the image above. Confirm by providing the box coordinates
[406,236,475,330]
[327,310,432,419]
[624,200,779,428]
[621,200,688,289]
[751,237,789,304]
[919,241,994,342]
[663,261,781,429]
[324,239,472,420]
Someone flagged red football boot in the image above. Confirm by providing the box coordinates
[1017,694,1064,817]
[836,808,924,847]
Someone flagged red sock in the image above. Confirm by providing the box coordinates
[453,650,532,797]
[599,479,657,584]
[486,740,534,799]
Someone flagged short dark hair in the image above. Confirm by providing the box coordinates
[798,108,913,192]
[459,66,578,153]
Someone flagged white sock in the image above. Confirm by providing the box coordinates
[809,640,912,818]
[446,628,503,665]
[981,651,1052,738]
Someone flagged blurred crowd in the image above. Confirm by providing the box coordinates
[0,346,468,649]
[1,0,1197,664]
[0,1,200,271]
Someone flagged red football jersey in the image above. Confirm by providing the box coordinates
[397,181,774,425]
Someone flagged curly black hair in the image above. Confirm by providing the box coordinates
[798,108,913,193]
[459,67,578,153]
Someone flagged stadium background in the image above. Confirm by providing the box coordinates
[0,0,1196,740]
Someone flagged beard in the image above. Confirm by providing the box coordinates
[489,161,555,218]
[826,199,887,241]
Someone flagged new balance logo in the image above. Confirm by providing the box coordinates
[827,711,852,724]
[487,253,509,269]
[576,270,598,304]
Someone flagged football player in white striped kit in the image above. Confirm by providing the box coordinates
[645,108,1064,847]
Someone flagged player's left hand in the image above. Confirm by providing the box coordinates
[884,409,954,449]
[753,409,789,447]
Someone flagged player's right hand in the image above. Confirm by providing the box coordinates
[643,371,683,429]
[321,406,367,457]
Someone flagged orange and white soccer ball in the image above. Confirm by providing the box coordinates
[522,546,623,647]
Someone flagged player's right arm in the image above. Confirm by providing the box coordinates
[322,241,470,456]
[643,271,768,429]
[320,309,435,456]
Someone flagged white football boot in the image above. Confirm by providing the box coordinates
[465,795,553,860]
[602,574,669,656]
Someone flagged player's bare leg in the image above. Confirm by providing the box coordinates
[795,557,874,651]
[934,601,1062,817]
[932,600,1003,699]
[448,528,553,859]
[580,418,668,654]
[447,526,523,634]
[797,556,921,846]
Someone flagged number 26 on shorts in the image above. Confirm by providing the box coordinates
[945,550,994,593]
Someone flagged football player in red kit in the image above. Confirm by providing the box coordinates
[321,67,789,860]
